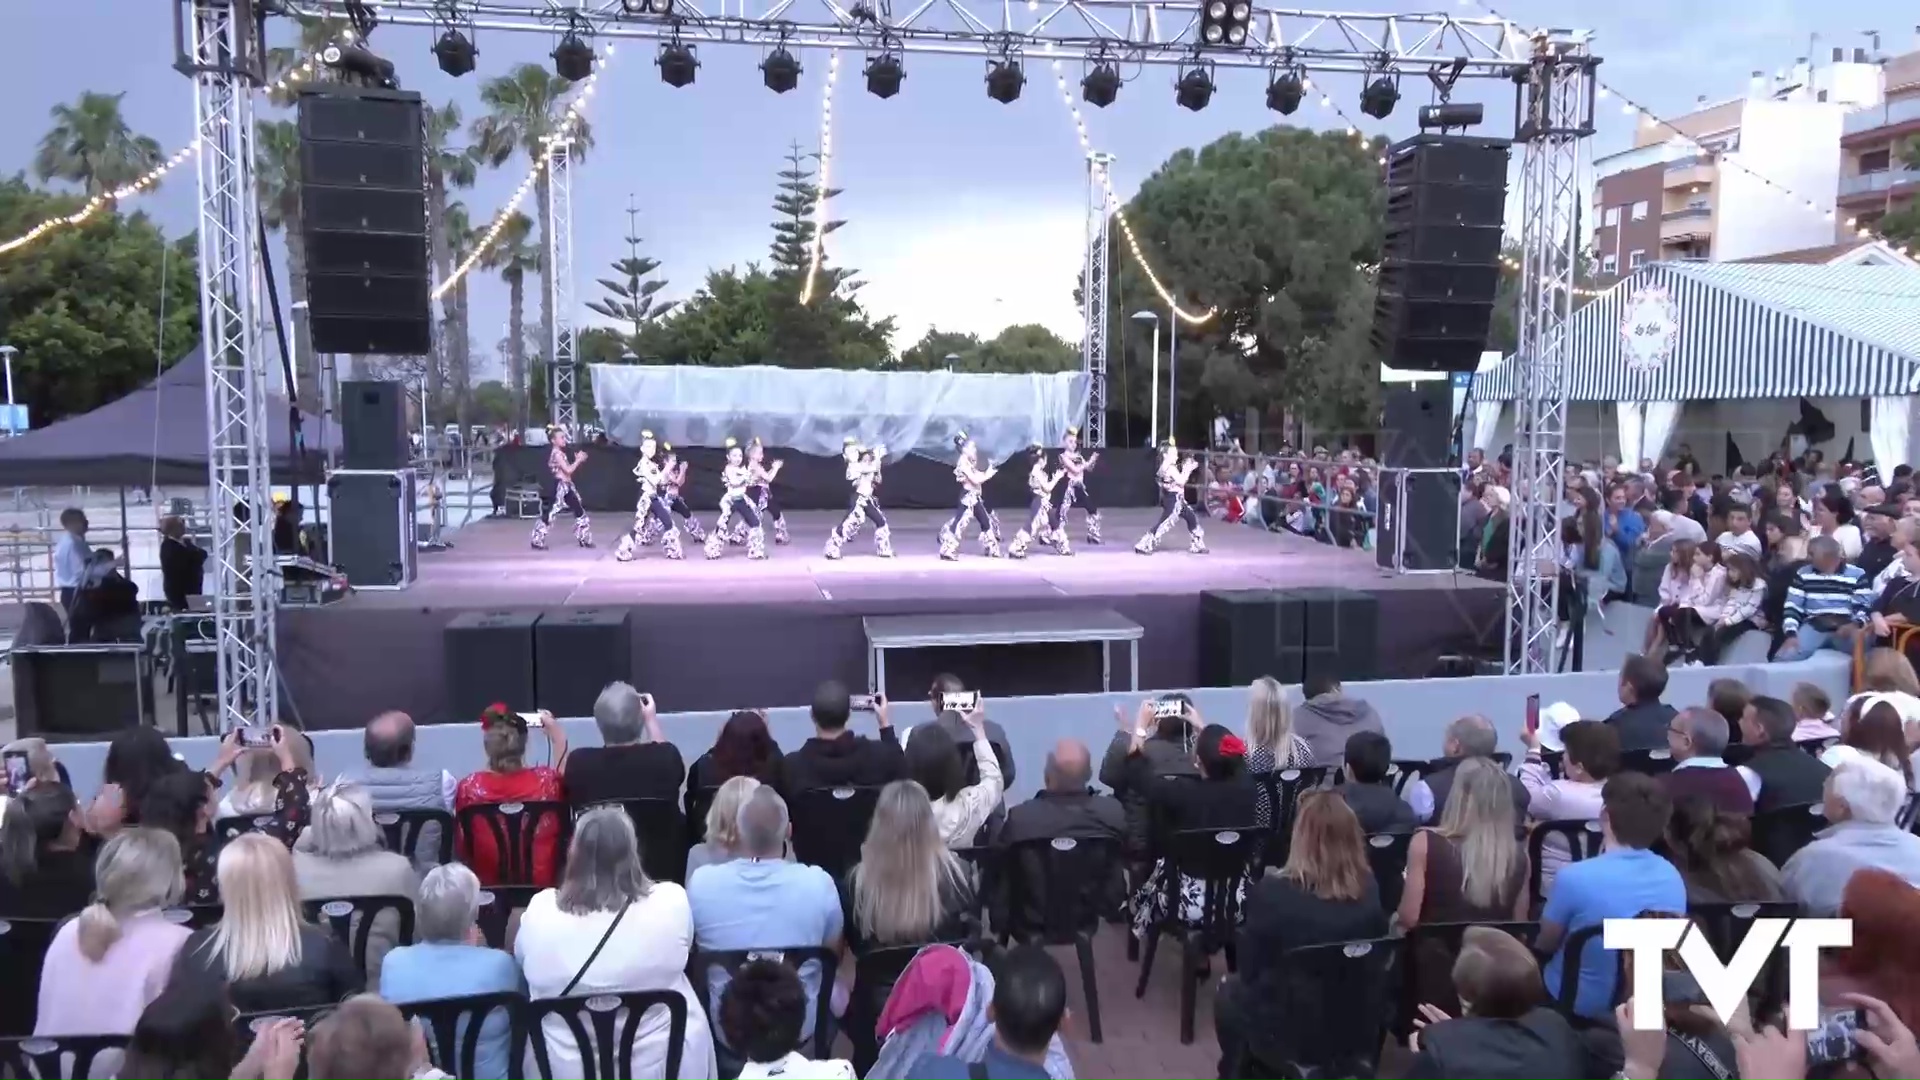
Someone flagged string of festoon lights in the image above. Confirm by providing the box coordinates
[0,41,345,258]
[435,42,614,301]
[797,49,841,306]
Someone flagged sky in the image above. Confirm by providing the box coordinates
[1,1,1912,384]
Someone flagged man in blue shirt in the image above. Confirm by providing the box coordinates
[912,947,1067,1080]
[1536,771,1686,1020]
[1603,483,1645,566]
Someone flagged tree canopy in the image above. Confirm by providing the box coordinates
[898,324,1079,373]
[636,263,894,369]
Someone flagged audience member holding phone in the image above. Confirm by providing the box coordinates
[780,680,906,795]
[908,673,1016,792]
[562,681,684,808]
[1100,694,1203,864]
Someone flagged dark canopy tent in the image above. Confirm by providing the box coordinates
[0,348,338,486]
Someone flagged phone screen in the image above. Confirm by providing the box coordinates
[941,691,979,713]
[1806,1009,1865,1067]
[849,694,876,712]
[2,753,29,794]
[238,727,275,749]
[517,711,544,728]
[1525,694,1541,735]
[1152,699,1186,720]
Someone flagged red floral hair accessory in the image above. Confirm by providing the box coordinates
[1217,734,1247,758]
[480,702,515,726]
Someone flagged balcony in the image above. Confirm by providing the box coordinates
[1660,205,1713,243]
[1838,167,1920,203]
[1663,157,1716,190]
[1844,95,1920,137]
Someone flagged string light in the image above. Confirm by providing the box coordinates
[0,43,341,258]
[798,49,840,306]
[435,43,615,301]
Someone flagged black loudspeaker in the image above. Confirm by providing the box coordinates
[1376,468,1464,572]
[535,608,635,717]
[1199,588,1378,686]
[327,469,417,588]
[1372,134,1511,372]
[1283,587,1380,685]
[341,380,409,469]
[445,611,540,721]
[1200,590,1289,687]
[1380,380,1455,470]
[296,88,430,356]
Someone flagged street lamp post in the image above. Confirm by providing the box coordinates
[1131,311,1160,447]
[0,346,15,437]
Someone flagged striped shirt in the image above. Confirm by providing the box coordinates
[1782,563,1873,634]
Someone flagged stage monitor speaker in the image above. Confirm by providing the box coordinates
[296,88,431,356]
[445,610,540,722]
[1372,133,1511,372]
[327,469,417,588]
[1379,380,1455,470]
[1304,587,1379,684]
[1199,590,1290,687]
[341,380,409,469]
[535,608,634,718]
[1375,468,1464,573]
[12,647,152,741]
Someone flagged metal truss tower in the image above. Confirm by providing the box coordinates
[1505,31,1597,674]
[547,136,578,432]
[1082,151,1114,449]
[182,0,278,730]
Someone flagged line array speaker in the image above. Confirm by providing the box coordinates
[296,88,431,356]
[1372,133,1512,372]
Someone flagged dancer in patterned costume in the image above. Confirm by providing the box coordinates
[1134,440,1208,555]
[530,426,591,550]
[1053,426,1103,545]
[636,444,707,548]
[703,439,768,560]
[746,437,790,546]
[824,438,893,560]
[1009,444,1070,559]
[613,431,683,561]
[937,433,1003,561]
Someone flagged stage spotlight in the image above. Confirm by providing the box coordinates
[1081,62,1121,107]
[621,0,675,12]
[1265,69,1303,114]
[432,29,477,77]
[657,42,698,87]
[552,33,595,80]
[1175,66,1215,112]
[1198,0,1251,46]
[1418,102,1484,129]
[1359,74,1399,119]
[323,42,399,88]
[986,59,1025,104]
[762,47,801,93]
[865,53,904,99]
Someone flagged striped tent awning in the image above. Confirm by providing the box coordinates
[1470,261,1920,403]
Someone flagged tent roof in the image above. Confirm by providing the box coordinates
[1470,261,1920,403]
[0,348,339,487]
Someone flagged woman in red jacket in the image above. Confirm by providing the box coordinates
[454,705,569,885]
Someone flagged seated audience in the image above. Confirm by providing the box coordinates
[1598,970,1740,1080]
[292,782,420,981]
[1661,708,1757,815]
[910,946,1068,1080]
[1713,503,1762,560]
[1662,797,1783,903]
[1699,552,1767,666]
[1337,730,1417,834]
[1812,488,1864,559]
[687,775,779,876]
[783,680,905,794]
[215,724,317,823]
[170,833,363,1013]
[1852,647,1920,722]
[139,769,222,906]
[1789,682,1842,745]
[120,980,253,1080]
[1825,868,1920,1036]
[1782,756,1920,914]
[1738,694,1832,813]
[3,737,66,789]
[1214,792,1388,1076]
[1130,722,1260,940]
[380,863,524,1080]
[1537,772,1686,1022]
[1400,758,1530,1008]
[1100,695,1201,860]
[903,704,1004,847]
[455,705,567,886]
[339,710,454,815]
[88,725,188,836]
[1405,927,1586,1078]
[689,786,842,1066]
[1858,503,1902,580]
[34,828,189,1037]
[912,673,1016,791]
[686,710,785,822]
[1869,541,1920,651]
[514,806,715,1079]
[0,783,97,916]
[1519,718,1619,893]
[1244,676,1313,828]
[1707,678,1752,747]
[998,738,1125,846]
[1292,672,1384,766]
[1605,654,1679,752]
[724,960,855,1080]
[307,994,450,1080]
[1406,714,1529,823]
[1825,694,1919,791]
[1776,535,1872,660]
[563,680,684,807]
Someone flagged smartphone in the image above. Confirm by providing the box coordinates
[2,752,29,794]
[941,691,979,713]
[518,711,544,728]
[1525,693,1541,736]
[1805,1009,1866,1067]
[1152,699,1186,720]
[238,727,276,749]
[849,694,877,712]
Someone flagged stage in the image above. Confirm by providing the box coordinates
[274,509,1506,729]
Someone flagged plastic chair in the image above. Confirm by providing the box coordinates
[1134,826,1260,1044]
[1751,802,1826,867]
[397,990,527,1080]
[0,917,63,1036]
[1618,747,1677,777]
[214,813,280,842]
[0,1034,130,1080]
[1526,818,1606,909]
[1400,921,1541,1034]
[788,786,881,882]
[233,1003,337,1079]
[523,990,688,1080]
[1001,835,1120,1042]
[374,808,455,866]
[1363,830,1413,915]
[1255,766,1333,866]
[160,904,225,930]
[684,786,719,845]
[1236,938,1402,1079]
[456,800,571,947]
[1686,902,1799,1019]
[687,947,838,1060]
[301,894,417,976]
[1554,923,1625,1018]
[591,799,687,884]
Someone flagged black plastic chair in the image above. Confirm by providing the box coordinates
[1900,792,1920,832]
[1686,901,1800,1019]
[1387,759,1429,797]
[374,808,456,866]
[684,786,719,845]
[687,947,838,1060]
[160,904,225,930]
[1526,818,1606,908]
[214,813,280,841]
[234,1003,337,1079]
[1237,938,1402,1079]
[523,990,687,1080]
[1001,835,1120,1042]
[1751,802,1826,867]
[302,894,417,976]
[1400,921,1541,1034]
[1255,766,1333,866]
[1554,923,1626,1018]
[397,990,527,1080]
[592,799,687,884]
[788,786,881,882]
[1363,830,1413,915]
[1134,826,1260,1044]
[1618,748,1678,777]
[848,941,969,1074]
[0,1034,131,1079]
[456,800,571,947]
[0,917,63,1037]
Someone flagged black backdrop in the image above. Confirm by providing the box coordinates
[494,444,1162,512]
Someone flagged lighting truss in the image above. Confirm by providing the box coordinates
[547,134,578,432]
[1082,151,1113,449]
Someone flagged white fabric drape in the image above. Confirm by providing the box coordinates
[1870,397,1912,485]
[1471,401,1503,452]
[1640,401,1683,467]
[1616,401,1644,467]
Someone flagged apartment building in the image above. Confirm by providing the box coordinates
[1838,47,1920,235]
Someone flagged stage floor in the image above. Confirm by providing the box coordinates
[277,509,1505,726]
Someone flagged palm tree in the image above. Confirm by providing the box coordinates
[425,102,479,427]
[254,117,326,409]
[265,15,350,107]
[471,65,594,424]
[34,92,163,197]
[481,212,540,428]
[443,201,479,433]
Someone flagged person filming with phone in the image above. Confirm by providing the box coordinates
[1100,694,1202,865]
[563,682,683,809]
[453,704,569,887]
[780,680,905,795]
[903,696,1004,848]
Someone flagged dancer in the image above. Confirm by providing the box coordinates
[938,433,1003,561]
[1009,444,1070,558]
[704,439,768,560]
[1054,426,1102,545]
[613,430,682,562]
[637,443,706,547]
[531,426,591,550]
[747,437,790,545]
[824,438,894,560]
[1135,440,1208,555]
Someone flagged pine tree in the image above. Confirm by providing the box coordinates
[769,141,846,284]
[586,196,676,356]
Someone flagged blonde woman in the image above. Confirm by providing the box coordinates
[1245,676,1313,829]
[169,833,362,1014]
[35,828,190,1037]
[686,775,784,877]
[1398,758,1530,1011]
[292,782,419,981]
[214,724,316,826]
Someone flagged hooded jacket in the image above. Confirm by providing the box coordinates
[782,727,906,794]
[1293,693,1386,766]
[1098,728,1198,857]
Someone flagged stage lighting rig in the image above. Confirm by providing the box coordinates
[865,52,904,99]
[986,58,1025,104]
[1418,102,1484,130]
[322,42,399,89]
[1082,61,1121,107]
[1265,67,1304,113]
[1359,73,1400,118]
[1199,0,1251,46]
[553,32,595,80]
[761,47,801,93]
[1175,64,1215,111]
[658,41,699,87]
[432,28,477,76]
[621,0,675,12]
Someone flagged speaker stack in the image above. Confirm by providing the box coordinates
[1377,381,1465,573]
[444,609,635,721]
[327,469,418,589]
[445,611,541,721]
[296,88,432,356]
[1199,588,1378,687]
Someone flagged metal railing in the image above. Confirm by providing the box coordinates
[1838,167,1920,197]
[1844,95,1920,136]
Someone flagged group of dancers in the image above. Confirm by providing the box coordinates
[528,424,1209,559]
